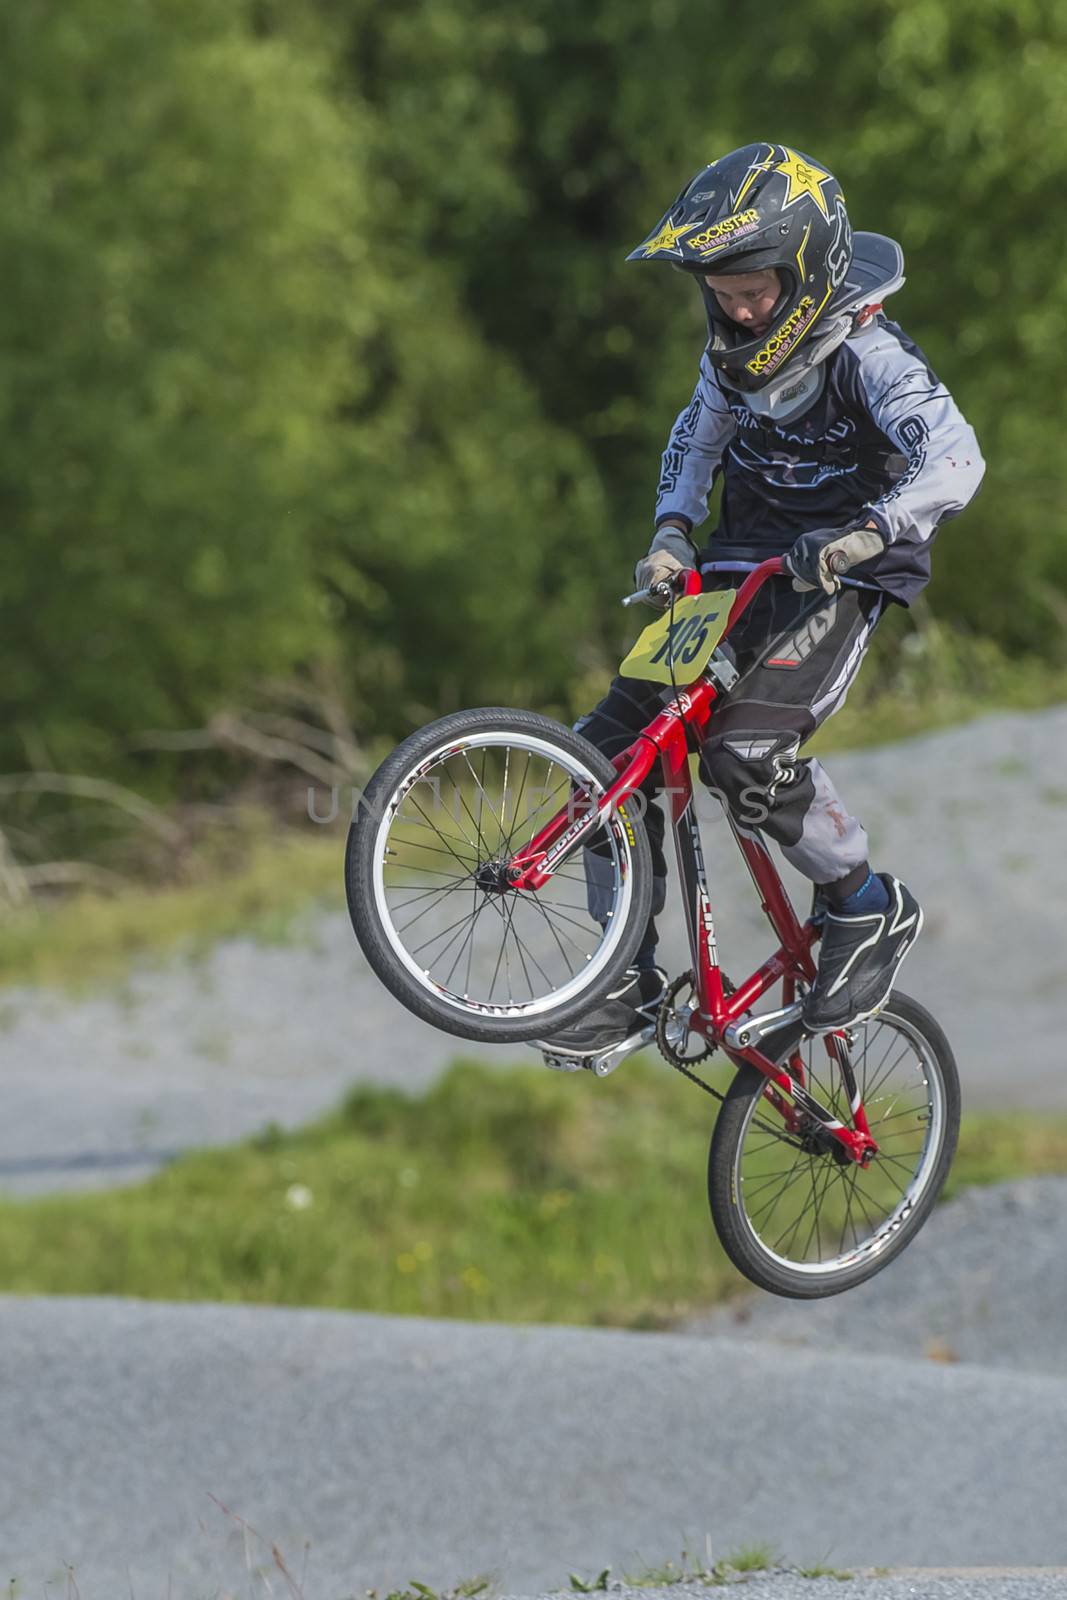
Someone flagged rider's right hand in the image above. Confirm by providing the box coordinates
[633,549,690,598]
[634,525,697,605]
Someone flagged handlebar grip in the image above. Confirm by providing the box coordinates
[622,568,700,608]
[826,549,850,576]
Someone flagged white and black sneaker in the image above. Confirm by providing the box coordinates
[541,966,668,1056]
[803,875,923,1033]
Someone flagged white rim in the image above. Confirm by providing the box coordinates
[733,1006,946,1278]
[370,730,636,1020]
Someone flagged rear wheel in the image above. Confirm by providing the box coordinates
[345,707,653,1043]
[707,992,960,1298]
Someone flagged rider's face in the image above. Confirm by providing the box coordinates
[704,268,781,337]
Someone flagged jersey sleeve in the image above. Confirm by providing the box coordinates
[654,353,737,532]
[852,324,985,546]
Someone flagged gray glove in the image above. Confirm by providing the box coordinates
[634,526,697,600]
[785,525,886,595]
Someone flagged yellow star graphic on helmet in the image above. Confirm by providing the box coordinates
[641,216,699,257]
[775,148,836,220]
[730,144,778,209]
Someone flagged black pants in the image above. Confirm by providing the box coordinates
[574,582,884,952]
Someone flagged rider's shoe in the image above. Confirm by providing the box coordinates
[803,875,923,1033]
[541,966,668,1056]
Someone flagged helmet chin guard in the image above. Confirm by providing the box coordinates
[629,143,859,393]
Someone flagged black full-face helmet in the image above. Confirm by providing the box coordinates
[627,142,854,394]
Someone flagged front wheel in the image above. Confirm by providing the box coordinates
[707,992,960,1299]
[345,707,653,1043]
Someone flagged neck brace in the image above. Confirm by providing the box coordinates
[717,231,906,424]
[736,362,827,422]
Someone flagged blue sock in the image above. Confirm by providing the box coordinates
[836,870,890,916]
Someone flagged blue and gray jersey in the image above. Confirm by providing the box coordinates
[654,315,985,604]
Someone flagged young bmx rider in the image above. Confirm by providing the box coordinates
[546,141,984,1056]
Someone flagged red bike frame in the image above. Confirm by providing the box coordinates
[509,557,879,1166]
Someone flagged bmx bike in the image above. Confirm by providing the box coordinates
[345,556,960,1298]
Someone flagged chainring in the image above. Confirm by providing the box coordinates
[655,968,734,1070]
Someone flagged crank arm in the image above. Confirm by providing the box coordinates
[723,1000,804,1057]
[535,1023,655,1078]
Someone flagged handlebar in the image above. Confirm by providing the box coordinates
[622,556,786,645]
[621,570,703,608]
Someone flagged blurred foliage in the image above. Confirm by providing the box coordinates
[0,818,345,991]
[0,0,359,769]
[0,1052,1063,1322]
[0,0,1063,798]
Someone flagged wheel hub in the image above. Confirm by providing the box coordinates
[798,1116,854,1166]
[474,859,513,895]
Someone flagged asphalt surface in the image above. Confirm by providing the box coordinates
[7,1179,1067,1594]
[3,705,1067,1198]
[3,1284,1067,1598]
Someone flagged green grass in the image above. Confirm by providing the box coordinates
[569,1570,613,1592]
[0,1057,1064,1325]
[570,1542,785,1589]
[0,826,343,992]
[367,1584,490,1600]
[716,1544,775,1573]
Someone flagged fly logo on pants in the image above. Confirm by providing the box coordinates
[765,598,838,670]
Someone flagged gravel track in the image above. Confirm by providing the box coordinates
[678,1176,1067,1374]
[509,1580,1067,1600]
[4,1181,1067,1596]
[3,1252,1067,1599]
[3,705,1067,1198]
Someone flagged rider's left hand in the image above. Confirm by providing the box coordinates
[785,525,886,594]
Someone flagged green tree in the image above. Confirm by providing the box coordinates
[292,0,1067,659]
[0,0,371,771]
[0,0,609,786]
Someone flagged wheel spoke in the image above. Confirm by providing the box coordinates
[507,920,555,991]
[389,876,475,916]
[862,1035,909,1106]
[506,900,538,999]
[400,796,481,874]
[386,837,478,868]
[747,1158,810,1230]
[519,896,597,941]
[519,888,580,972]
[453,772,497,863]
[443,893,487,990]
[840,1166,860,1254]
[394,877,480,935]
[488,890,520,1003]
[386,864,478,882]
[409,902,490,961]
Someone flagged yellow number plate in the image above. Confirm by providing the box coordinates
[618,589,734,685]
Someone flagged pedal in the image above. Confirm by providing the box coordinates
[536,1023,655,1078]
